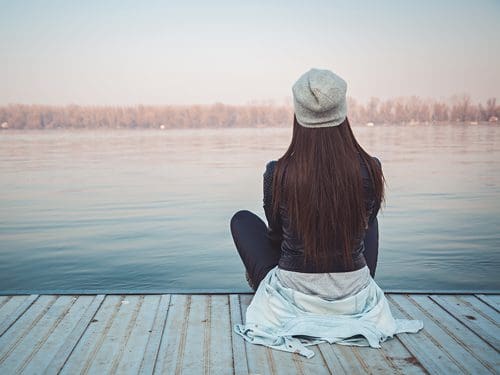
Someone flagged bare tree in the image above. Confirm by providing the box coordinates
[0,96,497,129]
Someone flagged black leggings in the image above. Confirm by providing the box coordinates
[230,210,379,289]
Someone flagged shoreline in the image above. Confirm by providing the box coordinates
[0,121,498,131]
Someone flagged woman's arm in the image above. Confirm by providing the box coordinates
[364,156,382,277]
[363,217,379,277]
[263,161,283,246]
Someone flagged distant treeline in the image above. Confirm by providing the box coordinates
[0,95,498,129]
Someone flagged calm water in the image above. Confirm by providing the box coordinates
[0,125,499,292]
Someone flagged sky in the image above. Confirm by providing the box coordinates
[0,0,499,106]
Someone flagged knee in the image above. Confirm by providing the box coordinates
[230,210,252,232]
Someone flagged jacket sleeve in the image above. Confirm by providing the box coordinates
[263,161,283,244]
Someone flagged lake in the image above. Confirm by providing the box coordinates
[0,125,499,292]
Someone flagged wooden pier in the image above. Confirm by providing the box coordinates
[0,293,498,374]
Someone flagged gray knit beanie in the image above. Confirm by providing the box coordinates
[292,68,347,128]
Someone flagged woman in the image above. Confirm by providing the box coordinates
[230,68,422,358]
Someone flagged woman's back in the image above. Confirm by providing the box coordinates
[264,153,381,274]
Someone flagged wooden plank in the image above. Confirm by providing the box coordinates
[0,296,24,328]
[239,294,274,375]
[229,294,249,375]
[114,295,162,374]
[352,345,406,374]
[44,294,105,374]
[282,345,336,375]
[391,294,490,374]
[269,345,303,375]
[177,294,210,374]
[386,295,465,374]
[155,294,191,374]
[60,295,122,374]
[411,294,499,372]
[0,294,39,336]
[379,337,427,375]
[138,294,171,375]
[320,333,427,375]
[19,295,95,374]
[460,295,499,322]
[317,343,348,374]
[475,294,500,312]
[331,344,369,374]
[368,301,428,375]
[0,295,55,365]
[0,296,11,310]
[85,295,143,374]
[0,295,76,373]
[430,295,499,349]
[207,295,233,375]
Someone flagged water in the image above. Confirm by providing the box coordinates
[0,125,499,292]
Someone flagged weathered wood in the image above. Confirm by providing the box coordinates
[112,295,162,374]
[317,343,348,374]
[208,295,233,375]
[155,294,191,374]
[0,295,55,365]
[430,294,499,349]
[298,346,335,375]
[0,296,77,373]
[0,296,12,311]
[331,344,370,374]
[0,296,24,318]
[87,295,143,374]
[391,294,489,374]
[387,295,465,374]
[460,295,499,322]
[173,294,208,374]
[59,295,122,374]
[44,294,105,374]
[380,337,427,375]
[411,294,499,372]
[229,294,249,375]
[0,292,498,374]
[268,344,296,375]
[368,301,428,375]
[139,294,171,375]
[20,295,94,374]
[352,345,403,374]
[291,346,337,374]
[0,294,39,336]
[475,294,500,312]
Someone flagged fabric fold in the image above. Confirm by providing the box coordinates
[234,266,423,358]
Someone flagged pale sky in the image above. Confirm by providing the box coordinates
[0,0,499,105]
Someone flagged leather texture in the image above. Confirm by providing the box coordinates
[263,156,381,273]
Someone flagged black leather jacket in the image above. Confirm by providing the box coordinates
[263,157,381,273]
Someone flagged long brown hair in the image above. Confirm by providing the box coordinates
[272,116,385,271]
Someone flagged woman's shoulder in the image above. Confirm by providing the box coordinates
[359,155,382,182]
[360,155,382,168]
[264,160,278,176]
[372,156,382,167]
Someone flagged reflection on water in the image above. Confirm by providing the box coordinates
[0,125,499,292]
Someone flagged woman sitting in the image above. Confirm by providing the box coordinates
[230,68,422,358]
